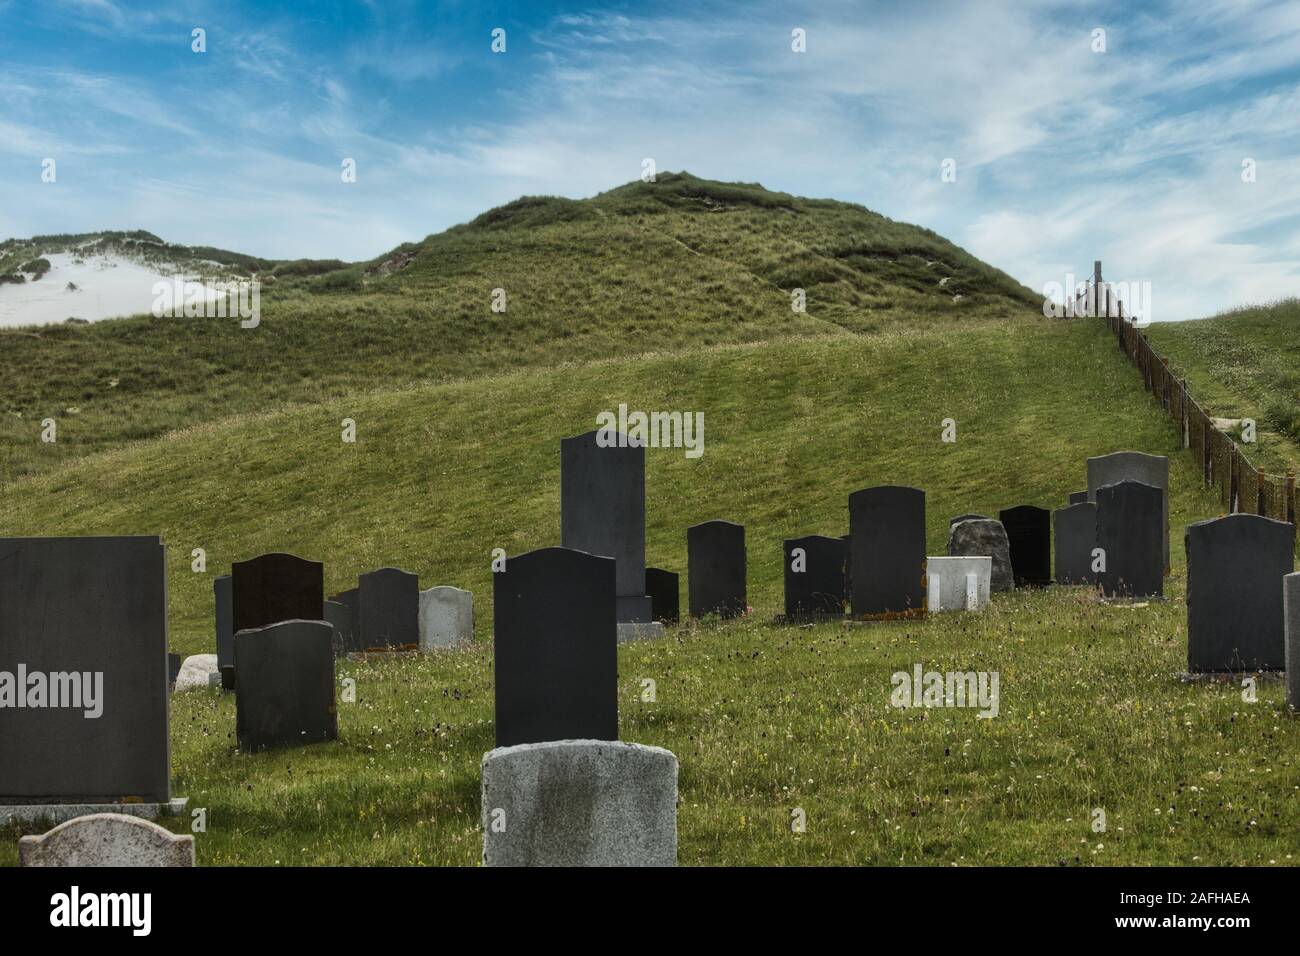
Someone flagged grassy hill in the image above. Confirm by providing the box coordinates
[1146,300,1300,475]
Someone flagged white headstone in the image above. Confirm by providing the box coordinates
[925,556,992,612]
[418,586,473,651]
[19,812,195,867]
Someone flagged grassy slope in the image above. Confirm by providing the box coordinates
[0,174,1036,484]
[1146,300,1300,475]
[4,316,1295,867]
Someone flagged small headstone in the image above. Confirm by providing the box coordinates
[998,505,1051,587]
[19,813,194,867]
[948,519,1013,592]
[358,567,419,649]
[1285,573,1300,713]
[173,654,220,692]
[783,535,847,619]
[1068,491,1089,505]
[1186,514,1295,672]
[231,552,323,634]
[481,740,677,867]
[493,547,617,747]
[1053,501,1098,586]
[234,619,337,751]
[561,431,652,623]
[1087,451,1169,569]
[1096,480,1163,598]
[214,573,233,677]
[419,586,473,651]
[849,486,926,618]
[687,520,747,618]
[645,568,680,624]
[925,556,991,612]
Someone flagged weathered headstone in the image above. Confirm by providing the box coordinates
[1096,480,1163,598]
[783,535,847,619]
[19,813,195,867]
[1053,501,1098,586]
[418,586,473,651]
[561,431,652,623]
[493,547,617,747]
[687,520,747,618]
[925,556,991,612]
[948,518,1013,592]
[231,552,323,634]
[173,654,220,692]
[1186,514,1294,672]
[1068,491,1089,505]
[234,619,337,751]
[0,536,172,808]
[323,599,357,656]
[645,568,680,624]
[358,567,419,649]
[1286,573,1300,713]
[849,486,926,618]
[214,574,233,679]
[1087,451,1169,569]
[481,740,677,867]
[998,505,1051,587]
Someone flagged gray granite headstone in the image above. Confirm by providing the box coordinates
[1186,514,1295,672]
[234,619,337,751]
[783,535,847,619]
[493,547,617,747]
[849,486,926,618]
[1053,501,1098,586]
[358,567,419,649]
[1285,573,1300,713]
[687,520,747,618]
[0,536,171,805]
[328,588,361,654]
[1097,480,1163,598]
[1088,451,1169,569]
[19,812,194,867]
[1068,491,1089,505]
[214,574,233,676]
[948,519,1013,592]
[561,431,652,623]
[418,586,473,650]
[645,568,680,624]
[481,739,677,867]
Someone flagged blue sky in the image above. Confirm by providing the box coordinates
[1,0,1297,320]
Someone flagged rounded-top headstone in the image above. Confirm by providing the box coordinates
[19,812,195,867]
[948,518,1013,592]
[231,552,324,634]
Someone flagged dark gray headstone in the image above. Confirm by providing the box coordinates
[231,553,323,634]
[0,536,171,803]
[323,599,358,656]
[1053,502,1098,586]
[949,513,988,526]
[645,568,680,624]
[214,574,233,675]
[1286,573,1300,712]
[493,547,617,747]
[1088,451,1169,569]
[998,505,1051,587]
[1097,480,1163,598]
[358,567,419,649]
[948,519,1013,592]
[234,619,337,751]
[1068,491,1089,505]
[168,653,182,687]
[687,521,747,619]
[1186,514,1295,672]
[783,535,847,619]
[561,431,651,623]
[849,486,925,618]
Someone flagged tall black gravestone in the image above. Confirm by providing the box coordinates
[1088,451,1169,571]
[645,567,680,624]
[1097,480,1163,598]
[560,431,652,623]
[1053,501,1097,586]
[998,505,1051,587]
[687,520,747,618]
[358,567,419,648]
[783,535,848,619]
[493,547,618,747]
[231,552,324,634]
[849,486,926,618]
[234,619,337,751]
[214,574,233,688]
[1186,514,1295,672]
[0,536,171,805]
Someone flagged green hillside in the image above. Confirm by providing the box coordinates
[1146,300,1300,475]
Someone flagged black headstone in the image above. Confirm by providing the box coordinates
[1097,480,1163,598]
[1053,502,1097,586]
[1068,491,1089,505]
[998,505,1051,587]
[234,619,337,751]
[849,486,926,618]
[168,653,182,687]
[323,599,358,656]
[783,535,848,619]
[0,536,171,803]
[1186,514,1295,672]
[214,574,233,675]
[645,567,680,624]
[687,520,747,618]
[560,430,651,623]
[493,547,617,747]
[358,567,419,649]
[1088,451,1169,570]
[231,552,323,634]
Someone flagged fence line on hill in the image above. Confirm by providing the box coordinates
[1071,263,1297,540]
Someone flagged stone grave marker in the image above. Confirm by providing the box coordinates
[1053,501,1098,586]
[419,586,473,651]
[1097,480,1163,598]
[998,505,1051,587]
[849,486,926,618]
[234,619,337,751]
[19,813,194,867]
[358,567,419,649]
[1286,573,1300,713]
[948,518,1012,592]
[783,535,847,619]
[687,520,747,618]
[1068,491,1089,505]
[232,552,324,634]
[214,573,233,681]
[1088,451,1169,570]
[925,556,991,612]
[645,567,680,624]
